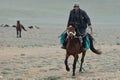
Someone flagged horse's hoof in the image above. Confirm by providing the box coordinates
[79,69,82,72]
[79,71,83,73]
[79,68,85,72]
[66,67,70,72]
[72,73,75,76]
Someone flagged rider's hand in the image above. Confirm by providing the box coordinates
[88,25,93,35]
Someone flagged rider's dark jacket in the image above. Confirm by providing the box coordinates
[67,9,91,29]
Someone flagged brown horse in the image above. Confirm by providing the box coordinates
[64,26,101,76]
[16,21,27,38]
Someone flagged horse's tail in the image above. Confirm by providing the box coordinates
[87,34,102,55]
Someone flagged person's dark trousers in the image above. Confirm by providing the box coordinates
[82,36,86,48]
[76,28,86,48]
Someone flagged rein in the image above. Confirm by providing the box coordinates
[78,32,87,38]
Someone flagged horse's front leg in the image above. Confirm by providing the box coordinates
[64,54,70,72]
[73,55,78,76]
[79,51,86,72]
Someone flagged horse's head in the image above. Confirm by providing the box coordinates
[67,25,76,39]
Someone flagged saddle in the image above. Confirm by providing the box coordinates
[66,33,90,50]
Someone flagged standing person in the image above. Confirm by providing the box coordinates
[61,2,92,49]
[16,20,27,38]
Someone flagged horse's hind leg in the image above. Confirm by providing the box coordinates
[79,51,86,72]
[20,31,21,38]
[73,55,78,76]
[17,31,19,38]
[64,54,70,72]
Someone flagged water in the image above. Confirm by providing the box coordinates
[0,0,120,27]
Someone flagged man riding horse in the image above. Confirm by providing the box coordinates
[61,2,93,50]
[61,2,101,76]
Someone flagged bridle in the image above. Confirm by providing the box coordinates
[66,26,83,43]
[67,31,76,36]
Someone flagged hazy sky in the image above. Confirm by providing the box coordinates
[0,0,120,26]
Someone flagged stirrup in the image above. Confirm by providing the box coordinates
[61,46,66,49]
[81,47,88,51]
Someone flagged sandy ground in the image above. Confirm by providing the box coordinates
[0,25,120,80]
